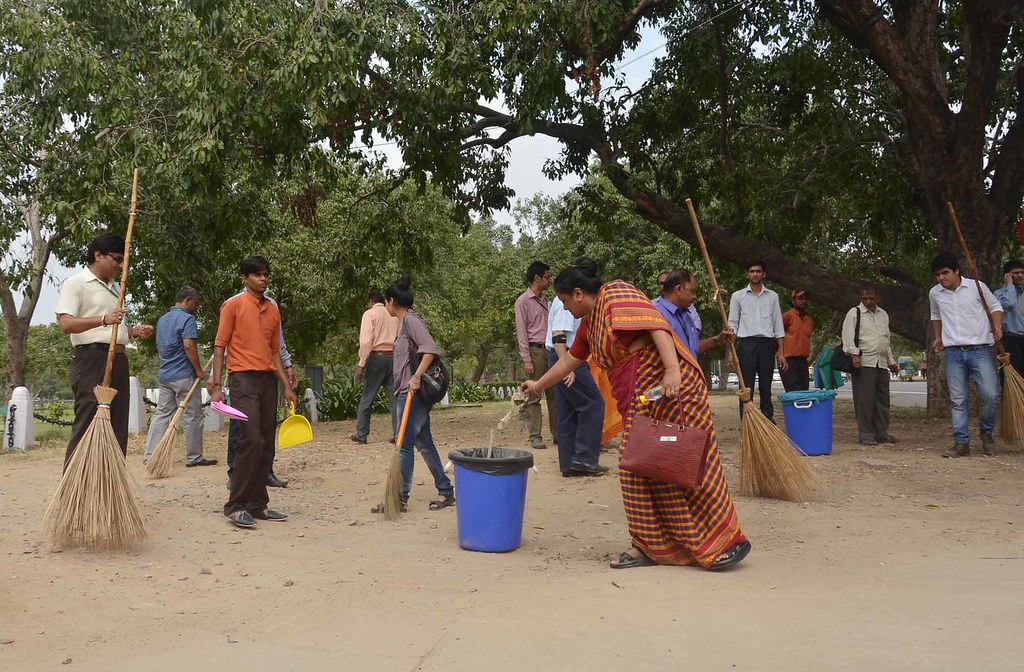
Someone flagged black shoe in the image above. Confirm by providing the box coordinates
[388,437,396,444]
[253,509,288,522]
[186,457,219,467]
[710,540,751,571]
[349,434,367,445]
[227,511,257,528]
[267,473,288,488]
[567,462,610,476]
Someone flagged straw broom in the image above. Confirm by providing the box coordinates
[686,198,820,501]
[381,391,416,520]
[42,168,147,549]
[145,354,216,479]
[946,202,1024,451]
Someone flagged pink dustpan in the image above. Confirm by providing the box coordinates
[210,401,248,421]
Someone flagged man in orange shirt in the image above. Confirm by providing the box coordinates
[209,256,298,529]
[351,291,398,444]
[781,289,814,391]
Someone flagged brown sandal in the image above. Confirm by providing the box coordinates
[428,495,456,511]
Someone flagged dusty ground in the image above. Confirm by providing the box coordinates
[1,395,1022,672]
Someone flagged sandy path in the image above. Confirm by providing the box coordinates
[1,397,1021,671]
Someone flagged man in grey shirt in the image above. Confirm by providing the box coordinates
[728,260,786,421]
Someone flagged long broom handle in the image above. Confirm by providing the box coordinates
[946,202,1006,358]
[685,198,748,393]
[394,390,415,447]
[102,167,140,387]
[178,354,216,410]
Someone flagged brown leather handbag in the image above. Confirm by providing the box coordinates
[619,413,712,490]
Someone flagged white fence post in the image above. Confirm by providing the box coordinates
[128,377,146,435]
[203,388,223,432]
[304,388,318,423]
[3,387,35,452]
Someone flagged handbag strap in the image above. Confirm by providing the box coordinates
[855,307,861,348]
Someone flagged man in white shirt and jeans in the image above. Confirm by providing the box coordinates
[929,252,1003,457]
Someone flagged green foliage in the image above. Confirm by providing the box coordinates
[316,376,389,421]
[448,381,499,404]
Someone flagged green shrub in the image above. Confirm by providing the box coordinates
[449,381,499,403]
[317,377,391,421]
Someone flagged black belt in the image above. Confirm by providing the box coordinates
[76,343,126,354]
[528,342,545,348]
[947,344,990,351]
[369,350,393,356]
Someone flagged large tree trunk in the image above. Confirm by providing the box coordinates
[470,345,490,383]
[0,199,59,398]
[2,314,28,398]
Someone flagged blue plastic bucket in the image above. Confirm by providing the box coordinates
[779,390,836,456]
[449,448,533,552]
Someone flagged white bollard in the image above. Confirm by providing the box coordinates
[304,388,318,423]
[128,377,146,435]
[3,387,35,452]
[440,392,450,407]
[204,387,223,433]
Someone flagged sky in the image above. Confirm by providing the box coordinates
[15,27,666,326]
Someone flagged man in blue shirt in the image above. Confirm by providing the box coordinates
[653,269,734,357]
[143,287,216,466]
[995,259,1024,376]
[546,289,607,477]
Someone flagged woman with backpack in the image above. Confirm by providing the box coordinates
[375,274,455,512]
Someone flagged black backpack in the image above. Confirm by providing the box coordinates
[830,307,861,373]
[403,315,450,406]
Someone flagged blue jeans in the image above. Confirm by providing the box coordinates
[397,392,453,503]
[944,345,999,446]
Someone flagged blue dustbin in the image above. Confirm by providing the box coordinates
[778,390,837,456]
[449,448,533,552]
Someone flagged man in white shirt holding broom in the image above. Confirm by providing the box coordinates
[55,233,153,468]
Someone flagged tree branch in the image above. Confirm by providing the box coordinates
[601,160,928,343]
[588,0,671,64]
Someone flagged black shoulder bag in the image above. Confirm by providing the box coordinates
[830,308,861,374]
[402,316,450,406]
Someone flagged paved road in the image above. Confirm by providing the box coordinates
[821,380,927,408]
[724,379,929,407]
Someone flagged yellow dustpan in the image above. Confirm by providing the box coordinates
[278,402,313,449]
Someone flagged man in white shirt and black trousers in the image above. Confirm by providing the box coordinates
[929,252,1003,458]
[728,260,787,422]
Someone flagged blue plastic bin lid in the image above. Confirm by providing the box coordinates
[778,390,837,404]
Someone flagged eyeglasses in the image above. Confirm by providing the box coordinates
[106,253,125,263]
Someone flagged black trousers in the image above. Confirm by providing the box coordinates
[737,337,777,420]
[549,351,604,473]
[65,348,130,469]
[1002,332,1024,377]
[224,371,278,516]
[851,366,891,442]
[780,356,809,392]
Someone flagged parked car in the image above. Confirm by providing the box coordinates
[710,374,721,386]
[727,373,739,388]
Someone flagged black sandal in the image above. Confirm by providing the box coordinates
[428,495,456,511]
[710,540,751,571]
[609,547,657,569]
[370,501,408,514]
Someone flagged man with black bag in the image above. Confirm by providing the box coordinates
[842,287,898,445]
